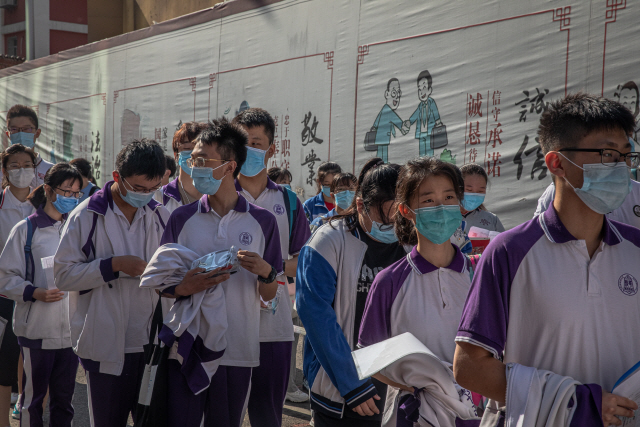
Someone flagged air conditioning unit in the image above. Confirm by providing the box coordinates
[0,0,17,8]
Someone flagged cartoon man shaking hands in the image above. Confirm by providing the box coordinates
[370,78,409,163]
[404,70,443,156]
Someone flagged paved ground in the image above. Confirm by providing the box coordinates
[10,338,311,427]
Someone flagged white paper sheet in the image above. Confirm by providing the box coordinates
[613,365,640,427]
[40,256,56,290]
[352,332,441,380]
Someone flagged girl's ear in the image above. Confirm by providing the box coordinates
[398,203,414,220]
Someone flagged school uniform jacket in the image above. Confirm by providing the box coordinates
[154,177,183,213]
[0,208,71,349]
[0,187,36,249]
[297,218,407,418]
[54,181,169,376]
[303,192,329,222]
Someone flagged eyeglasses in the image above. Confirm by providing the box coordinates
[8,126,35,134]
[55,188,84,199]
[558,148,640,168]
[122,177,162,194]
[6,163,34,170]
[186,158,229,168]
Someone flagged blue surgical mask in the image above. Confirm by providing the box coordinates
[334,190,355,210]
[560,153,631,214]
[322,186,331,197]
[411,204,463,244]
[120,177,156,208]
[178,150,192,175]
[462,193,485,211]
[282,184,292,191]
[364,210,398,244]
[240,147,267,177]
[10,132,35,148]
[52,194,79,214]
[191,164,226,196]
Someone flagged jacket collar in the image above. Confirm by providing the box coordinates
[163,177,181,203]
[87,181,160,216]
[28,207,58,228]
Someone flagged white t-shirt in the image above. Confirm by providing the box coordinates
[235,178,311,342]
[457,204,640,390]
[161,194,283,367]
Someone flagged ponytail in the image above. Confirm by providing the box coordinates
[27,185,47,208]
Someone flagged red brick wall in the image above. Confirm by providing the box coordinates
[50,0,87,24]
[50,29,87,55]
[4,0,26,25]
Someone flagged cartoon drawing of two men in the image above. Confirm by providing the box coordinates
[370,70,443,162]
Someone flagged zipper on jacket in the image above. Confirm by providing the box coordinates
[25,303,32,323]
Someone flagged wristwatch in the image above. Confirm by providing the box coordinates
[258,266,277,283]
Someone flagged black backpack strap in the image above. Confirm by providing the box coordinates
[89,185,99,196]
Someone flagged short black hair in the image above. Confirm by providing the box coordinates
[231,108,275,145]
[537,93,636,154]
[115,138,166,180]
[387,78,399,91]
[69,158,94,180]
[316,161,342,192]
[7,104,38,129]
[196,118,248,178]
[330,172,357,193]
[1,144,36,189]
[417,70,432,90]
[267,167,292,183]
[165,154,177,178]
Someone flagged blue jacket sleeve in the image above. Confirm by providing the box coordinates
[296,244,376,407]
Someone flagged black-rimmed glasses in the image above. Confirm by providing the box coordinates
[558,148,640,168]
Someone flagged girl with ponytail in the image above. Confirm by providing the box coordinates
[358,157,479,426]
[297,157,408,426]
[0,162,82,426]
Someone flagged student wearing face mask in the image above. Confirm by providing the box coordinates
[231,109,311,427]
[54,139,169,427]
[69,158,99,203]
[154,122,204,213]
[454,94,640,427]
[310,173,357,232]
[303,161,342,221]
[1,105,53,188]
[0,144,37,427]
[459,164,504,233]
[358,157,478,426]
[0,163,83,426]
[297,158,408,427]
[267,167,293,190]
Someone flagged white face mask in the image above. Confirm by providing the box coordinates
[7,168,34,189]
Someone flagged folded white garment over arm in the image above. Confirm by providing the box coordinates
[480,363,580,427]
[140,243,228,395]
[380,352,479,427]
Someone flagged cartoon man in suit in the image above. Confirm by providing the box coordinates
[404,70,443,156]
[370,78,408,163]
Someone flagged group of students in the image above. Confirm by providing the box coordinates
[0,92,637,427]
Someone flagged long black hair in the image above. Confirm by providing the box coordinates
[330,157,401,231]
[28,163,83,208]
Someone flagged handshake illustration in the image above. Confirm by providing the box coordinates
[370,119,411,136]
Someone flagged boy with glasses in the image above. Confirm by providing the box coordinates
[160,118,283,427]
[3,105,53,187]
[454,94,640,426]
[54,139,169,427]
[155,122,203,213]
